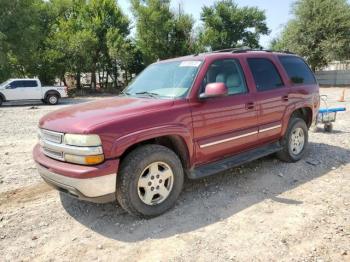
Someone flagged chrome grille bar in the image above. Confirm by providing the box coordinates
[39,129,64,144]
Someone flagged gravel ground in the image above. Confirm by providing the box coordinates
[0,88,349,261]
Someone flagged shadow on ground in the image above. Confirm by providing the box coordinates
[61,142,350,242]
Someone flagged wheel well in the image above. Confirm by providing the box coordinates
[45,90,60,99]
[0,92,5,101]
[291,107,312,128]
[119,135,190,169]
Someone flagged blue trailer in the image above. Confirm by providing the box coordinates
[315,95,346,132]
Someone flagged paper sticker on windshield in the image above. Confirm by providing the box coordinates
[179,61,201,67]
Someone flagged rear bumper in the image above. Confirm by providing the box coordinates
[33,144,118,203]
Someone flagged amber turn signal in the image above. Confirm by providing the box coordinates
[64,154,104,165]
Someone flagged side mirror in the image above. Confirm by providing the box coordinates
[5,85,12,89]
[200,82,228,99]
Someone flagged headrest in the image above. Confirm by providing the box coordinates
[226,74,241,87]
[216,73,226,83]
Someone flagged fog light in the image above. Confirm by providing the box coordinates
[64,154,104,165]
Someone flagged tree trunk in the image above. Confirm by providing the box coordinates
[76,72,81,89]
[105,71,109,89]
[62,76,67,87]
[113,70,118,89]
[124,70,128,86]
[91,67,96,90]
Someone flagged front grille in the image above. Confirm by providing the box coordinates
[40,129,64,144]
[39,129,64,161]
[43,147,64,161]
[38,128,103,163]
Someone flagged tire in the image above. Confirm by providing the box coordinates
[116,144,184,218]
[46,94,59,105]
[277,117,308,162]
[0,97,3,106]
[324,123,333,132]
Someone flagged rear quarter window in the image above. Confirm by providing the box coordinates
[279,56,316,85]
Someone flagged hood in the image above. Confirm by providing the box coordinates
[39,96,174,133]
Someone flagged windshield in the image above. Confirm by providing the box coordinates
[0,79,10,87]
[124,60,202,98]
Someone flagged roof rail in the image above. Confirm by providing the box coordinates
[231,48,296,55]
[193,48,295,56]
[212,48,245,53]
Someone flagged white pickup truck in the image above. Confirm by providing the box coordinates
[0,78,68,106]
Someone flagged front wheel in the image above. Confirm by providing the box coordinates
[277,117,308,162]
[116,144,184,218]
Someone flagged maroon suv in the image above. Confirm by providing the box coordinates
[33,49,320,217]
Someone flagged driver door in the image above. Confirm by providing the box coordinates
[191,58,259,165]
[3,80,41,100]
[2,80,23,100]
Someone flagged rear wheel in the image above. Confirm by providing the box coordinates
[277,117,308,162]
[46,94,59,105]
[324,123,333,132]
[0,97,3,106]
[116,144,184,218]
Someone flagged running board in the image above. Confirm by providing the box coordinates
[188,142,283,179]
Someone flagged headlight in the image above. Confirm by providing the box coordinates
[64,134,104,165]
[64,134,102,147]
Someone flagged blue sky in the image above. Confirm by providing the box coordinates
[118,0,295,48]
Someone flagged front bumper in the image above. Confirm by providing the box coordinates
[33,144,118,203]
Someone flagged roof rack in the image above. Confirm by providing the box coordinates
[193,48,295,56]
[212,48,245,53]
[230,48,296,55]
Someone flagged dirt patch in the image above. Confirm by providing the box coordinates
[0,182,52,208]
[0,89,349,261]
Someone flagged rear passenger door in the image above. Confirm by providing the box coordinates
[246,57,290,143]
[21,80,42,100]
[278,55,318,110]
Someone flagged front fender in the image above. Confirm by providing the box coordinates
[0,92,6,101]
[111,124,194,162]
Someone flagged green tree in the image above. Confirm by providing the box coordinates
[0,0,44,82]
[47,0,130,89]
[131,0,194,65]
[107,34,144,86]
[46,0,97,87]
[82,0,130,88]
[199,0,269,50]
[271,0,350,70]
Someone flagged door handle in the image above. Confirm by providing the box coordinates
[246,102,255,109]
[282,95,289,101]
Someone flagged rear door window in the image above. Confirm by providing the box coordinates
[279,56,316,85]
[247,58,284,91]
[22,80,38,88]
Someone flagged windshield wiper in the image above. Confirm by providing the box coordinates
[121,90,131,96]
[135,91,160,98]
